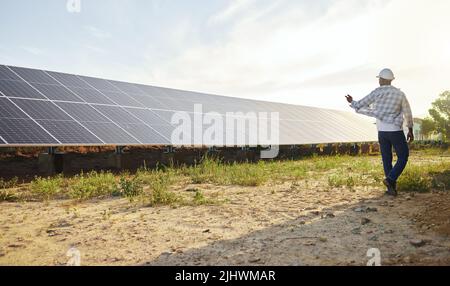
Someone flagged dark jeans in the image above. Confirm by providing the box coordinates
[378,131,409,184]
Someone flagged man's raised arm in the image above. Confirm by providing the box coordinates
[347,89,379,110]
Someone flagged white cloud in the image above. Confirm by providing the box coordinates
[144,1,380,89]
[82,44,108,54]
[21,46,44,55]
[208,0,257,25]
[83,25,112,39]
[140,0,450,116]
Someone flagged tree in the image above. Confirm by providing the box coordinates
[421,117,436,139]
[428,91,450,141]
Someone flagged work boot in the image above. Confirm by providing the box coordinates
[383,178,397,197]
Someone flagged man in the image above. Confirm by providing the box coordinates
[345,68,414,197]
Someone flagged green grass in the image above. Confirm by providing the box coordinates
[183,156,267,186]
[0,177,19,189]
[328,175,356,189]
[118,175,144,201]
[69,171,118,201]
[0,177,21,202]
[430,170,450,191]
[397,162,450,193]
[1,149,449,204]
[192,190,214,205]
[30,175,65,200]
[135,168,180,206]
[226,161,267,186]
[184,156,226,184]
[193,190,205,204]
[0,189,20,202]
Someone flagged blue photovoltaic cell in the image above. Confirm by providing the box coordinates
[0,65,21,81]
[99,90,144,107]
[0,97,29,119]
[108,80,146,95]
[151,110,177,124]
[0,118,58,145]
[157,87,189,101]
[0,80,46,99]
[119,123,168,144]
[81,122,140,145]
[31,83,83,102]
[124,108,169,125]
[9,66,59,85]
[66,87,116,105]
[46,71,93,89]
[147,124,175,140]
[37,120,103,144]
[56,102,111,123]
[126,93,169,110]
[91,105,169,143]
[11,98,72,121]
[93,105,141,124]
[133,85,176,106]
[79,76,118,92]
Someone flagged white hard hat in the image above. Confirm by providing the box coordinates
[377,68,395,80]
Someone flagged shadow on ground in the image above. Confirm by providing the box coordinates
[145,193,450,266]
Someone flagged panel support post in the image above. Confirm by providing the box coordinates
[241,146,250,151]
[164,146,176,154]
[207,146,218,156]
[115,146,125,155]
[114,146,124,169]
[39,147,63,176]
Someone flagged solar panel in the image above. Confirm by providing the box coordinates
[37,120,103,144]
[119,123,168,144]
[55,102,111,123]
[79,76,119,92]
[108,80,146,95]
[0,118,59,144]
[125,108,169,125]
[93,105,142,124]
[0,79,47,99]
[0,66,21,81]
[0,97,29,119]
[31,83,83,102]
[80,122,140,145]
[67,87,116,105]
[11,98,73,120]
[46,71,93,89]
[127,93,170,110]
[151,110,177,124]
[92,105,169,144]
[10,66,59,85]
[0,64,378,146]
[97,90,144,107]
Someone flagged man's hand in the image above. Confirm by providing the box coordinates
[407,128,414,143]
[345,95,353,104]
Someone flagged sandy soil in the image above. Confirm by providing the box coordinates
[1,173,449,266]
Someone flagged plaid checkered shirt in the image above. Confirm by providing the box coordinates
[351,85,414,129]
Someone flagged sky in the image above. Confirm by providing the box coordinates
[0,0,449,117]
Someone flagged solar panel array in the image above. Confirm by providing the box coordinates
[0,65,378,146]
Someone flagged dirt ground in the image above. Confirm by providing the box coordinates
[1,173,449,266]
